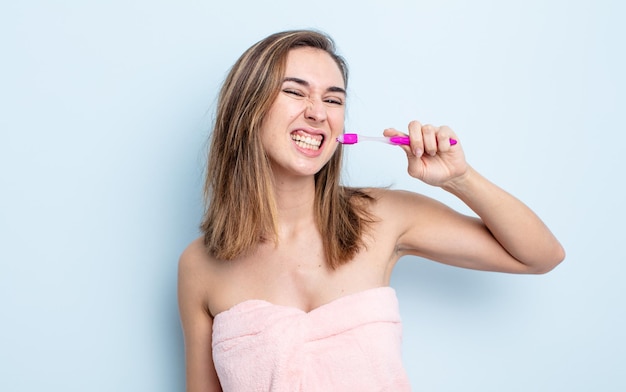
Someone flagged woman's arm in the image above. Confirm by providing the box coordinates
[178,242,222,392]
[442,166,564,272]
[382,121,565,273]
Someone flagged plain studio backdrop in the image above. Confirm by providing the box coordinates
[1,1,624,391]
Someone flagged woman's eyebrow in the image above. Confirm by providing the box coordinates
[283,77,346,95]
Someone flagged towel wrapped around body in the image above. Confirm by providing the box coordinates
[212,286,411,391]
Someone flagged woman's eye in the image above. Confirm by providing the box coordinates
[283,89,304,97]
[325,98,344,105]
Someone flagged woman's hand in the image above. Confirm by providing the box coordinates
[384,120,468,187]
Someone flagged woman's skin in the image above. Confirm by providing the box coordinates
[178,46,565,391]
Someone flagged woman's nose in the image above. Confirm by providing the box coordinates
[304,98,327,123]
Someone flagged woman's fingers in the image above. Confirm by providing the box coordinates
[385,121,457,157]
[420,123,438,156]
[436,125,456,153]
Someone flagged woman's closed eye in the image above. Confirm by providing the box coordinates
[324,97,344,105]
[283,89,305,97]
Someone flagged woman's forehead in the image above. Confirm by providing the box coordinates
[284,47,346,89]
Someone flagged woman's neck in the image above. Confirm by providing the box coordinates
[272,174,317,234]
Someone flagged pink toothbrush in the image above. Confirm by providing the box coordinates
[337,133,457,146]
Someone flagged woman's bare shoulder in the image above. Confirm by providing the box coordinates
[179,236,214,268]
[361,187,438,212]
[178,236,216,300]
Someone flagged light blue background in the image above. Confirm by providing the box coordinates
[2,1,624,391]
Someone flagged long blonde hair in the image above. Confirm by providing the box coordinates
[201,29,374,269]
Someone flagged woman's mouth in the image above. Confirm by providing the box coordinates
[290,130,324,151]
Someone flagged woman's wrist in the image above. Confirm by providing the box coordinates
[441,165,477,196]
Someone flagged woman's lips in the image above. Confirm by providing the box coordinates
[290,130,324,151]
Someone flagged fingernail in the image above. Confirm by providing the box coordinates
[414,148,423,157]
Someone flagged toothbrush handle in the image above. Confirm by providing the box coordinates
[388,136,458,146]
[388,136,410,145]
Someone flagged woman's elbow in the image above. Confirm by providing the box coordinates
[528,244,566,274]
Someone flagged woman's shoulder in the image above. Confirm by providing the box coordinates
[359,187,434,206]
[178,237,216,292]
[180,235,212,263]
[358,187,447,223]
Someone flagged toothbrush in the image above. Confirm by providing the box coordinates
[337,133,457,146]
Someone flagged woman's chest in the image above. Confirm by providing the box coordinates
[208,244,391,316]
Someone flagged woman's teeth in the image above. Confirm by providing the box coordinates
[291,134,322,150]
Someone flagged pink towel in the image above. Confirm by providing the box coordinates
[212,286,411,391]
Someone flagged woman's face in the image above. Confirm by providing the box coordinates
[260,47,346,179]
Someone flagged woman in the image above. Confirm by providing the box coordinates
[178,29,565,391]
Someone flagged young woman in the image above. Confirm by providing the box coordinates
[178,29,565,391]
